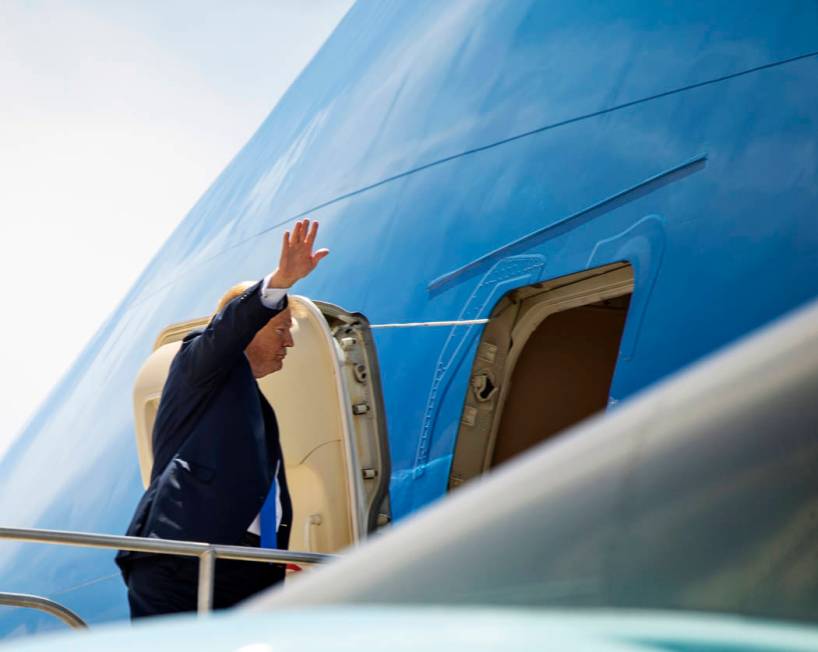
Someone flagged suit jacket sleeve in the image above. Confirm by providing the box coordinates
[179,280,288,386]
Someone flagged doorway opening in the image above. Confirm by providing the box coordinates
[448,262,633,489]
[132,296,390,555]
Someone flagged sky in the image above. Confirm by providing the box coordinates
[0,1,353,458]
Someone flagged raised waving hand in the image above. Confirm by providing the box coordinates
[267,218,330,288]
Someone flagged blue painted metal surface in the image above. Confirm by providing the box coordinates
[0,0,817,636]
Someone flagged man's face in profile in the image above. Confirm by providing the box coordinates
[246,308,295,378]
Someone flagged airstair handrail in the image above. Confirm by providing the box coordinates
[0,526,336,620]
[0,592,87,630]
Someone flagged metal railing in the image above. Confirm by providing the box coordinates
[0,526,335,627]
[0,592,88,629]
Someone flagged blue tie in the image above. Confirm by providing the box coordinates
[259,469,278,548]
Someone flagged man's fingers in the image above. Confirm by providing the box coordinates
[312,248,330,265]
[305,220,319,247]
[292,220,303,244]
[278,220,325,281]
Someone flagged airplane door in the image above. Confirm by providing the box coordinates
[132,295,390,554]
[257,297,391,551]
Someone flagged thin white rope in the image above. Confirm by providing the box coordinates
[369,319,489,329]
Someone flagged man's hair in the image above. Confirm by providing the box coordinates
[216,281,256,314]
[215,281,308,318]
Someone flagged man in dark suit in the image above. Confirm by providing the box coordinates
[116,218,329,618]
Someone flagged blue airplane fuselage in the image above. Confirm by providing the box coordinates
[1,0,817,636]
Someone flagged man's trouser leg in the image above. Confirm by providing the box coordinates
[126,534,285,619]
[127,555,198,619]
[212,532,285,609]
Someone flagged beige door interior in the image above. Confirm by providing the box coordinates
[448,263,634,489]
[132,296,390,555]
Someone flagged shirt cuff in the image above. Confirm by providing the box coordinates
[259,274,288,310]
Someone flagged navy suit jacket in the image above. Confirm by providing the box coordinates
[116,281,293,577]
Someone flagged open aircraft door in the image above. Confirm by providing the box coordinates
[132,296,391,555]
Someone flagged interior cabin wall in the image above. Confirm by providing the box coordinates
[491,299,630,467]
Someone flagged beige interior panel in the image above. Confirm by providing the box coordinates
[132,340,182,488]
[285,442,352,554]
[491,301,629,466]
